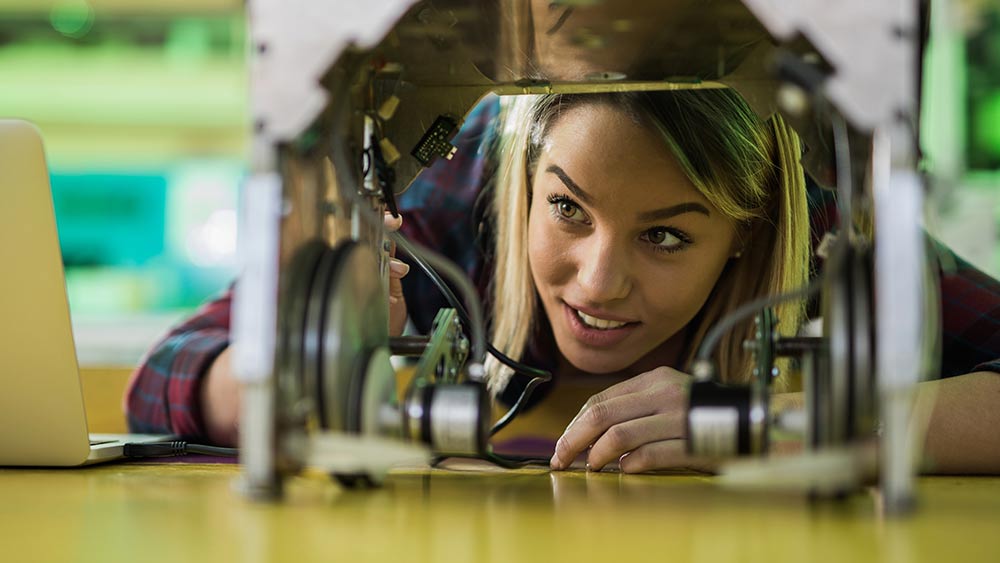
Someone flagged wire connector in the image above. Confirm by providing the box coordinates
[123,441,187,458]
[123,441,239,459]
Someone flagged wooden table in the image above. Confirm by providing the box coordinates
[1,461,998,563]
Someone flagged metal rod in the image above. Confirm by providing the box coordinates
[390,336,431,357]
[774,337,825,356]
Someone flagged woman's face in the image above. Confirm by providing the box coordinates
[528,103,738,374]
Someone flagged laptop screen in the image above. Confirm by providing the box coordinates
[0,120,93,466]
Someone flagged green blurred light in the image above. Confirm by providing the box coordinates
[50,0,94,39]
[975,92,1000,161]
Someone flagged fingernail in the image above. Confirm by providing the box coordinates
[384,212,403,230]
[549,456,563,471]
[389,259,410,277]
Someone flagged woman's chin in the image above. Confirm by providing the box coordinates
[561,350,637,376]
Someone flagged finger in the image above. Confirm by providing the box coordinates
[389,258,410,280]
[563,368,681,431]
[618,440,717,474]
[383,211,403,232]
[389,294,408,336]
[388,258,408,336]
[588,367,672,402]
[585,411,686,471]
[384,212,402,260]
[551,392,659,470]
[388,262,407,304]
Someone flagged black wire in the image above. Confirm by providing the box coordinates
[186,444,240,457]
[490,375,547,436]
[404,248,550,379]
[483,451,551,469]
[431,451,550,469]
[390,231,486,365]
[694,272,828,365]
[360,147,372,178]
[122,441,239,459]
[401,244,553,436]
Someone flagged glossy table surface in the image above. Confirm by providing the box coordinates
[1,461,999,563]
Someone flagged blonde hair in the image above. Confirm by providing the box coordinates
[488,89,810,394]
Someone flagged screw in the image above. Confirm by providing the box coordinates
[777,83,810,118]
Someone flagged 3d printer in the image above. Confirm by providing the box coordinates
[233,0,933,514]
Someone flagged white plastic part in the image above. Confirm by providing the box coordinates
[232,172,282,384]
[720,447,874,494]
[233,172,283,498]
[874,130,925,512]
[304,433,430,475]
[248,0,418,144]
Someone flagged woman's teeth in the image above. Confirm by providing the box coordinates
[575,309,628,330]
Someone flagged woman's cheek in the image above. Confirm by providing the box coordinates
[527,213,555,286]
[645,254,723,314]
[529,220,568,288]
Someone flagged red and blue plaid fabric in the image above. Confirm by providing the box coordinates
[124,290,231,436]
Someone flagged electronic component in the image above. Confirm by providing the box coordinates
[410,115,460,167]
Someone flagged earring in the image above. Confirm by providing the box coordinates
[732,250,743,259]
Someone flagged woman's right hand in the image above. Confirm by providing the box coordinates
[201,346,240,447]
[385,212,410,337]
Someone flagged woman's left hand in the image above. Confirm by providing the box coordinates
[549,366,715,473]
[384,212,410,337]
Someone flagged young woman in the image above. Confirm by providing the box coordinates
[126,90,1000,473]
[471,89,808,471]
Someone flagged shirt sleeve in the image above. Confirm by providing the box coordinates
[936,241,1000,377]
[123,289,232,438]
[808,181,1000,378]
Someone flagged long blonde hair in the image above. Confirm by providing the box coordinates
[488,89,810,394]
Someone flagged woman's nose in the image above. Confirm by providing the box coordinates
[575,235,631,303]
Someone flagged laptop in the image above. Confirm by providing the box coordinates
[0,119,169,466]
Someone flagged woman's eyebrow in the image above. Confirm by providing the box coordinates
[545,164,593,205]
[546,163,710,220]
[637,202,710,222]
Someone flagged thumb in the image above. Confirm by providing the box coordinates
[388,258,410,336]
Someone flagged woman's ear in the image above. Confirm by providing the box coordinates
[729,222,750,259]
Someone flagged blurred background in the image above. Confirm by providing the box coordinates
[0,0,997,366]
[0,0,244,365]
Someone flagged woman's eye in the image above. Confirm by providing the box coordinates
[558,201,581,219]
[546,195,587,223]
[643,227,689,251]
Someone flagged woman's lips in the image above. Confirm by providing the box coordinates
[561,302,640,348]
